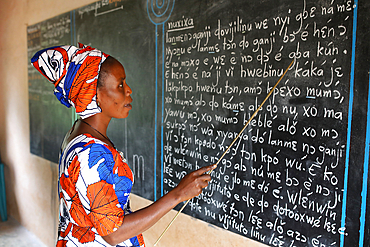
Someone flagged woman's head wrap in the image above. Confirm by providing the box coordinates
[31,43,109,119]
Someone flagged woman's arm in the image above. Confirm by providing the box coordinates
[102,164,216,245]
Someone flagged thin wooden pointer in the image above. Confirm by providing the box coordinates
[154,59,294,246]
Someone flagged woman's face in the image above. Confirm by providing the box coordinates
[97,59,132,119]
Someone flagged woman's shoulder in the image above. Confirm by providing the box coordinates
[61,133,117,165]
[67,133,118,154]
[64,134,133,180]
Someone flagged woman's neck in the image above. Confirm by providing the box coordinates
[80,114,114,147]
[64,114,114,148]
[81,114,111,137]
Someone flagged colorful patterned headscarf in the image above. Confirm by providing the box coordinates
[31,43,109,119]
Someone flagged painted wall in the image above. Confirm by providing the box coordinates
[0,0,265,246]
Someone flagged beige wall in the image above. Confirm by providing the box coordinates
[0,1,265,246]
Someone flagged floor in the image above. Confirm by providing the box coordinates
[0,216,48,247]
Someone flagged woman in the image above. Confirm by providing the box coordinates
[31,44,215,247]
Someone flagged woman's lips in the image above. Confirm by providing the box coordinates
[125,98,133,109]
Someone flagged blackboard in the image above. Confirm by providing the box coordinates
[27,0,370,246]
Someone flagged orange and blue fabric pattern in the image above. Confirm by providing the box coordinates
[57,134,145,247]
[31,44,109,119]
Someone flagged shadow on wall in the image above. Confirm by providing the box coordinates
[1,154,59,244]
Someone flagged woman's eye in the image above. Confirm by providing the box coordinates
[119,84,123,88]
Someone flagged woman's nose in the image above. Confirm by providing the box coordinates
[126,84,132,95]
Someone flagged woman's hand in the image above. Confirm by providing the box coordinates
[171,164,216,202]
[102,164,216,245]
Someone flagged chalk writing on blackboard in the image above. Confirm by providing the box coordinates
[161,0,353,245]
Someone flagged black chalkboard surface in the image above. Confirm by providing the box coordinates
[27,0,370,246]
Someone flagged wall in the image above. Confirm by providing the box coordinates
[0,0,264,246]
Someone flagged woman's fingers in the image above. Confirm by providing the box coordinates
[173,164,218,201]
[192,164,217,176]
[190,164,216,189]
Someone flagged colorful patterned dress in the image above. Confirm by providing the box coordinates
[56,133,145,247]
